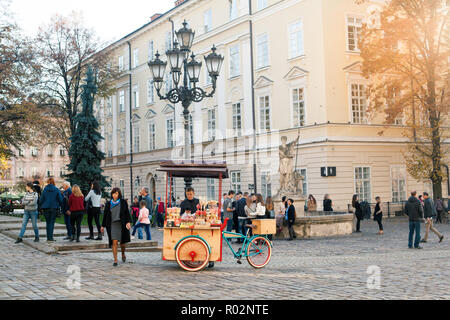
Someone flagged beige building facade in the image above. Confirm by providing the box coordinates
[96,0,449,211]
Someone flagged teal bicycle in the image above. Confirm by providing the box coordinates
[221,218,273,269]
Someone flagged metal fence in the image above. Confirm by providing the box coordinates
[347,201,407,218]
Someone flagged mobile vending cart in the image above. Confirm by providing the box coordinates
[157,160,229,272]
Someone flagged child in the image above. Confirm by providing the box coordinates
[374,196,383,235]
[131,200,151,240]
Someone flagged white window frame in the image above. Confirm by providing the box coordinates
[106,133,113,157]
[391,166,407,203]
[204,9,212,33]
[31,167,37,177]
[299,168,308,196]
[119,130,125,155]
[207,178,216,200]
[292,87,306,127]
[229,0,238,21]
[232,102,242,137]
[230,171,241,192]
[148,121,156,151]
[229,44,240,78]
[258,0,268,10]
[256,33,269,69]
[349,83,368,124]
[133,48,139,68]
[288,20,305,59]
[133,85,139,109]
[207,108,216,141]
[354,166,372,203]
[147,79,154,104]
[346,15,363,52]
[260,170,272,199]
[148,40,154,61]
[133,122,140,153]
[118,56,124,71]
[119,91,125,113]
[166,118,174,148]
[258,95,271,132]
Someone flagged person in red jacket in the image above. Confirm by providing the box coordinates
[68,185,85,242]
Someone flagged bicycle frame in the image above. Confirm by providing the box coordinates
[222,229,272,259]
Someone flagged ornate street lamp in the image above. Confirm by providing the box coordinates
[148,20,224,190]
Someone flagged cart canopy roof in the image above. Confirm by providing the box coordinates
[157,160,228,179]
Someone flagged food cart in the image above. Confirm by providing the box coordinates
[157,160,229,272]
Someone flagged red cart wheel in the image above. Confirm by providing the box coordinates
[246,237,272,269]
[176,237,210,272]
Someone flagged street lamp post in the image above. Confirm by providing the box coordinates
[148,20,224,190]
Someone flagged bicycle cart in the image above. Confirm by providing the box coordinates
[157,161,275,272]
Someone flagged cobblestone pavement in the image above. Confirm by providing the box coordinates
[0,218,449,300]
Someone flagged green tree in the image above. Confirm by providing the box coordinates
[66,66,109,196]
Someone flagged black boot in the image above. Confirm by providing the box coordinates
[70,235,75,242]
[95,232,102,241]
[76,236,80,243]
[85,234,94,240]
[15,238,23,244]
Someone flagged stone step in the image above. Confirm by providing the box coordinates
[58,246,163,255]
[0,223,67,231]
[19,228,90,239]
[52,239,158,252]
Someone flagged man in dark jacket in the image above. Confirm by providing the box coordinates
[286,199,297,240]
[235,192,248,243]
[39,178,63,242]
[404,191,424,249]
[421,192,444,244]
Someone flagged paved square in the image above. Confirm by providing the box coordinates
[0,218,449,300]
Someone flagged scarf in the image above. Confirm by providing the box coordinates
[110,199,121,208]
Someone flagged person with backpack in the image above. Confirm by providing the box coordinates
[15,182,39,243]
[405,191,424,249]
[84,181,103,241]
[435,196,444,224]
[420,192,444,244]
[68,185,85,243]
[130,197,143,239]
[156,197,165,228]
[352,194,363,233]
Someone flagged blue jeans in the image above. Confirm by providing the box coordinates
[43,209,58,241]
[64,213,72,237]
[238,219,248,237]
[226,217,233,232]
[132,223,151,240]
[408,221,421,248]
[19,211,39,239]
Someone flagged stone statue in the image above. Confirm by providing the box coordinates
[279,135,300,193]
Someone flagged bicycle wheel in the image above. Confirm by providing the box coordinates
[246,236,272,269]
[175,237,210,272]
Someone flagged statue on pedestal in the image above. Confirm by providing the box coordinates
[278,135,303,195]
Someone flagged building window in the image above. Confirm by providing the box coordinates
[31,167,37,178]
[232,102,242,137]
[189,114,194,145]
[59,169,66,178]
[107,133,113,157]
[293,87,305,127]
[259,96,271,132]
[133,123,140,153]
[299,168,307,196]
[31,147,38,157]
[148,40,154,61]
[17,167,24,178]
[204,9,212,33]
[229,45,240,78]
[147,79,154,104]
[132,85,139,109]
[208,109,216,141]
[133,48,139,68]
[351,84,367,124]
[148,121,156,151]
[207,178,216,200]
[231,171,241,192]
[119,91,125,113]
[261,171,272,199]
[166,118,174,148]
[165,31,173,51]
[118,56,124,71]
[256,33,269,69]
[47,145,53,156]
[258,0,268,10]
[391,167,406,203]
[18,148,24,157]
[119,130,125,155]
[289,20,304,58]
[165,77,173,95]
[46,168,52,178]
[229,0,238,20]
[355,167,371,203]
[387,86,403,125]
[347,15,363,52]
[119,179,125,193]
[106,97,112,116]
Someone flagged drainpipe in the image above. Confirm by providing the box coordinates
[249,0,258,193]
[127,41,134,199]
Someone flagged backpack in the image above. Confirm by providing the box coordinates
[132,207,139,218]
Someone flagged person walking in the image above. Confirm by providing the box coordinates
[405,191,424,249]
[130,196,140,226]
[61,181,72,240]
[39,177,63,242]
[68,185,85,243]
[323,194,333,212]
[101,188,132,267]
[435,196,444,224]
[286,199,296,240]
[421,192,444,244]
[15,183,40,243]
[352,195,363,233]
[84,181,103,241]
[131,200,152,241]
[306,195,317,212]
[223,191,235,232]
[373,196,383,235]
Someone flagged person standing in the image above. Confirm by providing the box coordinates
[286,199,296,240]
[101,188,132,267]
[435,196,444,224]
[323,194,333,212]
[352,195,363,233]
[61,181,72,240]
[180,188,200,215]
[39,177,63,242]
[373,196,383,235]
[157,197,165,228]
[405,191,424,249]
[139,187,153,213]
[131,200,151,241]
[130,196,140,227]
[418,195,424,207]
[84,181,103,241]
[67,185,85,242]
[235,192,249,243]
[233,192,242,233]
[15,183,40,243]
[265,196,275,219]
[276,196,287,234]
[306,195,317,212]
[223,191,235,232]
[421,192,444,244]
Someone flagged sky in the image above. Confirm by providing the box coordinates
[8,0,174,43]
